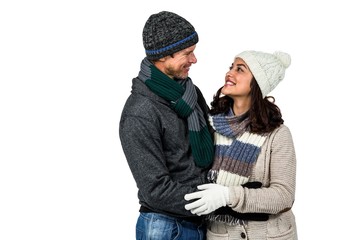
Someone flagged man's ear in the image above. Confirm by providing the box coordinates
[157,56,169,62]
[153,56,169,70]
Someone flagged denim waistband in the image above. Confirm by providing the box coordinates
[139,206,204,226]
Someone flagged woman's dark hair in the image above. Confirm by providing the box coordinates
[209,77,284,134]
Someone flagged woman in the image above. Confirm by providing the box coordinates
[185,51,297,239]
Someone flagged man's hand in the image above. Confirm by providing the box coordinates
[184,183,229,216]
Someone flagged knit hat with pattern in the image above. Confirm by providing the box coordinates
[143,11,199,60]
[235,51,291,97]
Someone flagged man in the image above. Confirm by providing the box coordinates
[119,11,213,239]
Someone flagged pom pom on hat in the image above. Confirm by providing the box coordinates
[142,11,199,60]
[235,51,291,97]
[274,51,291,68]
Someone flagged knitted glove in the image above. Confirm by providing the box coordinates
[184,183,229,216]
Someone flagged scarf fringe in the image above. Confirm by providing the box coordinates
[206,214,245,226]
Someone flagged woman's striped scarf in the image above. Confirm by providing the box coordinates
[207,111,268,224]
[208,111,267,186]
[137,57,213,168]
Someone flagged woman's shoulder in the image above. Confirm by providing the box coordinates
[275,124,291,133]
[269,124,294,142]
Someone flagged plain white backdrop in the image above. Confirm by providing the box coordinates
[1,0,359,239]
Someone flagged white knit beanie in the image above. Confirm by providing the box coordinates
[235,51,291,97]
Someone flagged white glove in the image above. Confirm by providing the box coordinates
[184,183,229,216]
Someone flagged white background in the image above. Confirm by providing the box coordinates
[1,0,359,239]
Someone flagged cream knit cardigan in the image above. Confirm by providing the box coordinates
[207,124,298,240]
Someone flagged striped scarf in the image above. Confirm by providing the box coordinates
[207,111,268,224]
[137,57,213,168]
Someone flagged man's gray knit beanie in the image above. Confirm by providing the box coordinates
[142,11,199,60]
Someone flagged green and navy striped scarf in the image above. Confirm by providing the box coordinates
[138,57,213,168]
[208,111,268,186]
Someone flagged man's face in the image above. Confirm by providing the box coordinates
[161,45,197,80]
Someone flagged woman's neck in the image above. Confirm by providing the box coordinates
[232,98,250,116]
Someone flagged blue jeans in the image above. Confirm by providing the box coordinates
[136,212,206,240]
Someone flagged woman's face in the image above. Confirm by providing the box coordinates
[221,57,253,99]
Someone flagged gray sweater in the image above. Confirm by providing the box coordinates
[119,78,210,218]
